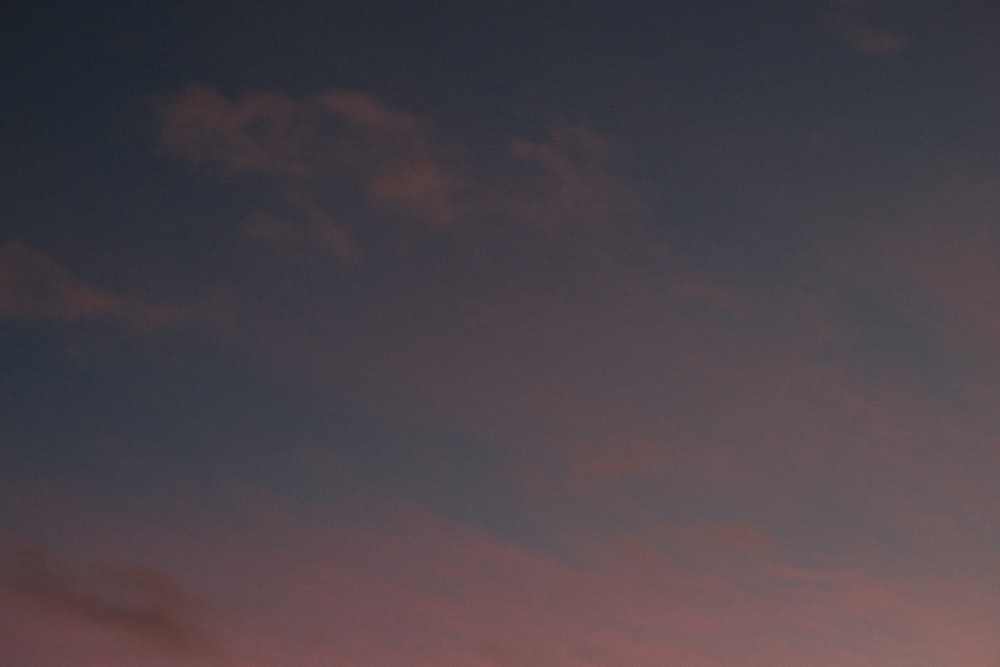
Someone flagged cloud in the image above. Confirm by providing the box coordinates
[141,82,1000,666]
[0,240,196,331]
[506,123,644,232]
[155,84,466,251]
[826,0,910,55]
[246,207,363,265]
[1,544,217,659]
[153,85,309,176]
[891,180,1000,335]
[559,438,667,494]
[4,483,998,667]
[154,86,648,269]
[0,241,122,321]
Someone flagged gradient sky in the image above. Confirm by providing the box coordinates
[4,1,1000,665]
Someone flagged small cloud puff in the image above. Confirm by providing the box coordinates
[826,0,910,56]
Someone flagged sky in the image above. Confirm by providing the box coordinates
[3,1,1000,665]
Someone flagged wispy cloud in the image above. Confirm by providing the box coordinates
[155,84,466,261]
[559,437,666,495]
[826,0,910,55]
[1,544,217,659]
[506,123,644,232]
[0,240,196,331]
[154,86,648,269]
[5,484,998,667]
[0,241,122,321]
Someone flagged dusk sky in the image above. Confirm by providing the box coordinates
[4,1,1000,665]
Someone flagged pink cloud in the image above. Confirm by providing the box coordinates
[155,86,650,268]
[143,84,1000,666]
[1,545,217,659]
[0,240,200,333]
[211,188,1000,592]
[559,437,666,495]
[0,241,122,321]
[243,210,359,264]
[154,85,309,176]
[155,84,466,243]
[892,181,1000,334]
[814,175,1000,437]
[825,0,910,55]
[318,89,420,135]
[505,123,644,233]
[4,480,998,667]
[367,157,461,224]
[218,221,981,528]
